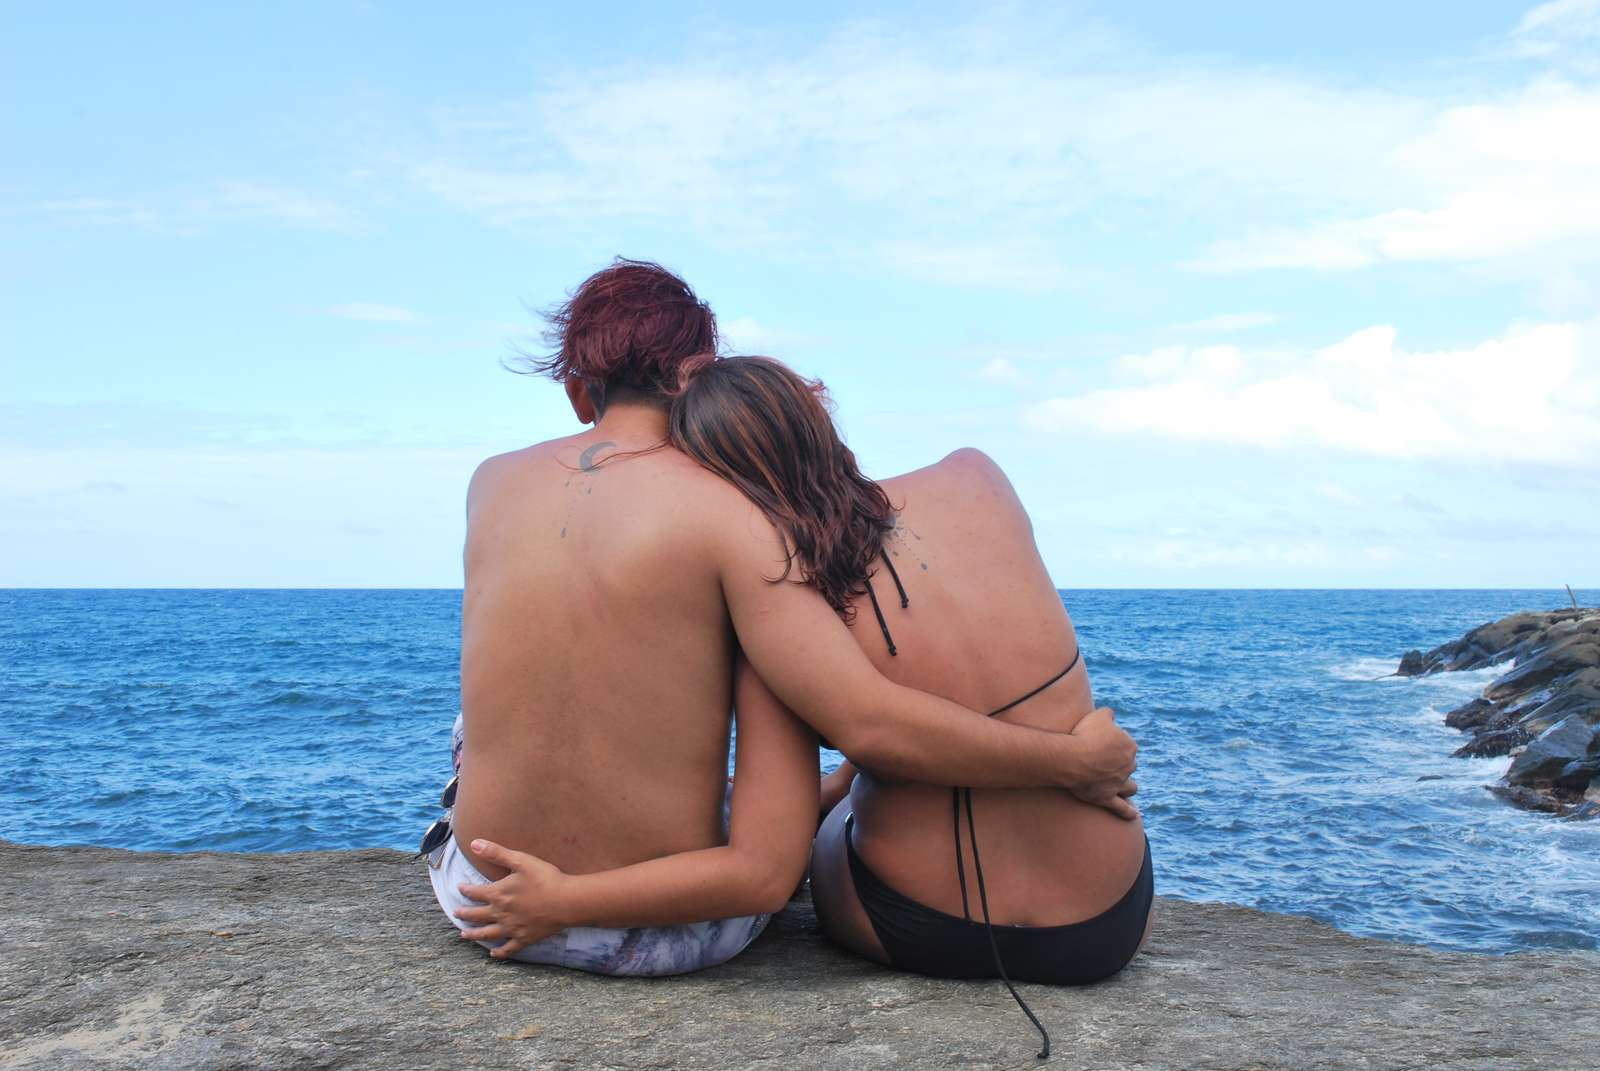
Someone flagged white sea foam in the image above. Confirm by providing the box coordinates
[1326,656,1406,682]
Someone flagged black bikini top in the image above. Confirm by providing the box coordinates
[862,544,1082,1060]
[864,547,1081,715]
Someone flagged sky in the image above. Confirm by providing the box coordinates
[3,1,1598,588]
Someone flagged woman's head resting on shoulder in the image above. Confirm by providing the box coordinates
[669,355,894,619]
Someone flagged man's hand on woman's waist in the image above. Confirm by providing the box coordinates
[1062,707,1140,820]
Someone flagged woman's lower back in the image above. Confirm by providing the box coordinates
[847,777,1147,929]
[812,774,1153,986]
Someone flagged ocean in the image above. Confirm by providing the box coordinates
[3,588,1596,954]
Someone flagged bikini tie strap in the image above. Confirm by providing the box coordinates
[879,548,909,608]
[864,580,897,657]
[988,648,1081,718]
[963,787,1052,1059]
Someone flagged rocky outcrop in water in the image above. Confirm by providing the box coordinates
[1398,607,1600,818]
[3,840,1599,1070]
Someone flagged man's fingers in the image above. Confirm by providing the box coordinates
[1119,779,1138,798]
[454,904,495,925]
[459,923,506,943]
[1106,795,1140,821]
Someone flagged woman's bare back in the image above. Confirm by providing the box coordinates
[819,448,1147,940]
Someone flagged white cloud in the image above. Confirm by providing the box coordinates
[327,303,420,323]
[1025,320,1600,466]
[198,181,350,229]
[1514,0,1600,70]
[874,238,1082,293]
[1177,312,1280,333]
[972,358,1029,387]
[1196,82,1600,271]
[415,13,1600,284]
[1118,535,1339,569]
[408,18,1425,285]
[24,182,350,233]
[29,197,159,229]
[718,315,809,354]
[1317,482,1362,507]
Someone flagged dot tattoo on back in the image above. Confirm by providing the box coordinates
[561,441,617,538]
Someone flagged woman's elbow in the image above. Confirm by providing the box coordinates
[743,852,810,915]
[748,879,794,916]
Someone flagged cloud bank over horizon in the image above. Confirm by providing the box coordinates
[3,2,1598,587]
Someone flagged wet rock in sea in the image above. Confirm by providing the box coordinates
[1444,697,1496,731]
[1506,714,1600,787]
[1407,606,1600,817]
[1403,611,1575,676]
[1555,757,1600,794]
[1487,784,1566,812]
[1452,725,1531,759]
[1486,636,1600,702]
[1514,667,1600,735]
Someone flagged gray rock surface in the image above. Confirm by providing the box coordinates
[1506,714,1600,785]
[3,841,1599,1071]
[1407,608,1600,814]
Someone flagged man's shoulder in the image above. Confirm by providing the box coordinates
[467,438,603,518]
[468,442,554,498]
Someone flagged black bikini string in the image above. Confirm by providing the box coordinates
[957,786,1051,1059]
[989,647,1080,718]
[865,549,911,657]
[950,648,1079,1061]
[870,537,1058,1059]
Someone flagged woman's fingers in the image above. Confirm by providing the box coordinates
[489,936,531,959]
[454,903,496,924]
[1119,779,1138,798]
[456,882,494,904]
[468,838,522,870]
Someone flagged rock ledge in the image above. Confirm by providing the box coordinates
[3,841,1598,1070]
[1398,607,1600,816]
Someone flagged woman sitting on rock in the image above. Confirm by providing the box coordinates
[453,356,1153,1050]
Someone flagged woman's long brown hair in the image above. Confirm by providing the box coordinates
[668,356,894,618]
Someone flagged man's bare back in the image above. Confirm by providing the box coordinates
[453,407,757,879]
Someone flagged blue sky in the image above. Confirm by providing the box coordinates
[3,1,1598,587]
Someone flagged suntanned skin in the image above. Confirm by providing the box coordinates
[455,443,1148,959]
[453,395,1137,884]
[810,448,1153,957]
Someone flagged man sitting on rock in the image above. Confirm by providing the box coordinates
[422,259,1138,975]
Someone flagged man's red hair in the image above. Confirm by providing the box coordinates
[530,258,717,401]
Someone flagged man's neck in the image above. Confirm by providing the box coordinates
[592,399,670,442]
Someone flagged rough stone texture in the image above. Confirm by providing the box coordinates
[1406,608,1600,814]
[3,842,1599,1071]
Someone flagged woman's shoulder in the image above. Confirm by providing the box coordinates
[888,447,1016,497]
[883,448,1030,528]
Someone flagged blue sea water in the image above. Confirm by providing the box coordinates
[2,588,1596,955]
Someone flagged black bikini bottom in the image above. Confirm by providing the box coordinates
[830,814,1153,986]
